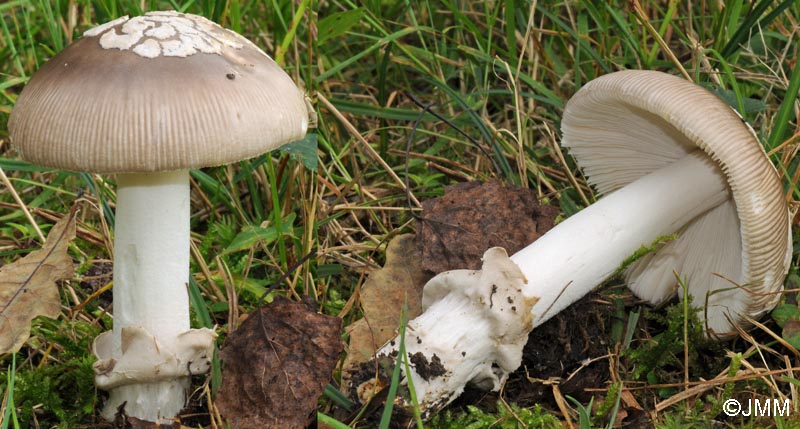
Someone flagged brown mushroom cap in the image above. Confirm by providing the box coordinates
[9,11,309,173]
[562,70,791,334]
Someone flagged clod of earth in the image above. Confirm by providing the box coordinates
[416,180,559,273]
[216,296,342,429]
[368,70,793,419]
[8,10,311,424]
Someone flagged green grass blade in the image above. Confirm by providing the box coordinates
[316,27,426,83]
[503,0,517,60]
[379,302,409,429]
[1,354,18,429]
[317,412,352,429]
[275,0,309,65]
[0,159,51,172]
[646,1,679,66]
[535,5,611,74]
[318,8,365,44]
[190,169,237,214]
[210,347,222,395]
[703,48,747,120]
[323,383,355,411]
[720,0,793,58]
[330,98,437,121]
[0,0,27,12]
[35,0,63,52]
[187,276,220,396]
[0,7,25,79]
[401,341,425,429]
[767,57,800,151]
[264,160,288,268]
[188,276,213,329]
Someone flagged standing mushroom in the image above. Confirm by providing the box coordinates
[8,11,310,423]
[370,70,792,417]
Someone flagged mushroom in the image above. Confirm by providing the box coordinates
[8,11,310,423]
[371,70,792,417]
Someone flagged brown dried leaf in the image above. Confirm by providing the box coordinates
[342,234,429,380]
[416,180,559,273]
[0,209,77,354]
[216,296,342,429]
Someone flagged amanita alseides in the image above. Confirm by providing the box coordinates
[8,11,310,423]
[373,71,792,416]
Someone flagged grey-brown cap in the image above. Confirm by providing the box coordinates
[9,11,310,173]
[562,70,791,335]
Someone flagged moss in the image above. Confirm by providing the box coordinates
[428,402,561,429]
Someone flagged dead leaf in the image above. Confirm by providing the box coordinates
[0,208,77,354]
[341,234,429,391]
[216,296,342,429]
[416,180,559,273]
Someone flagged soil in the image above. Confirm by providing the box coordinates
[78,259,114,308]
[449,292,615,410]
[409,352,447,381]
[338,292,623,427]
[513,293,612,404]
[415,180,559,274]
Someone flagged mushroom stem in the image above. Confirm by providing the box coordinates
[107,169,191,422]
[377,149,730,416]
[514,149,729,325]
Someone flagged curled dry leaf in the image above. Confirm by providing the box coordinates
[341,234,428,390]
[0,207,77,354]
[216,296,342,429]
[416,180,559,273]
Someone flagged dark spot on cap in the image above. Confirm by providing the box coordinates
[226,73,236,80]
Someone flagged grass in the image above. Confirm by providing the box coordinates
[1,0,800,428]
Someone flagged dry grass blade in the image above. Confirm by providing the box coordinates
[318,93,421,207]
[631,0,691,81]
[0,166,44,243]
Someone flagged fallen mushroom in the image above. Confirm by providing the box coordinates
[371,70,792,417]
[8,11,310,423]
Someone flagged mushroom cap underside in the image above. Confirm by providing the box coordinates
[9,11,309,173]
[561,70,791,335]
